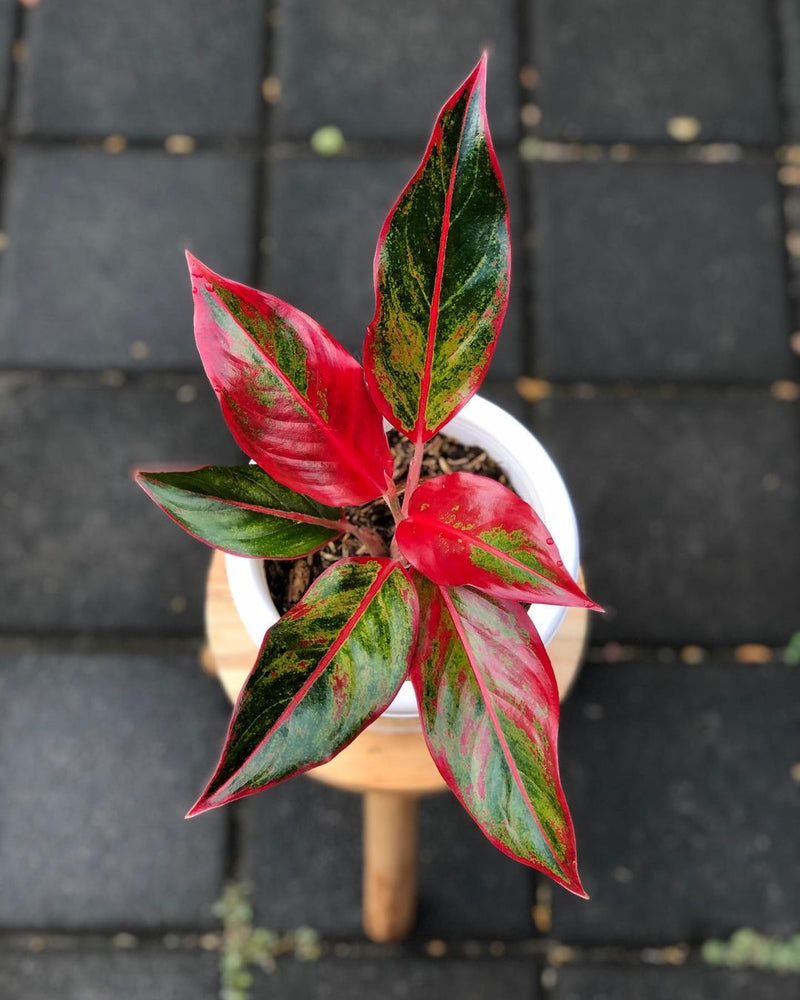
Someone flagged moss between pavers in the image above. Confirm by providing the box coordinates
[702,928,800,974]
[216,881,321,1000]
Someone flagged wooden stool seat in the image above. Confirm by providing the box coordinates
[203,551,589,940]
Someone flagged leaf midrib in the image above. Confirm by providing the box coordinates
[414,82,477,441]
[406,512,550,590]
[219,560,397,791]
[151,481,345,532]
[203,285,385,495]
[438,587,568,879]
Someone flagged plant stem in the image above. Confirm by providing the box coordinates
[383,482,404,525]
[401,439,425,516]
[342,521,389,557]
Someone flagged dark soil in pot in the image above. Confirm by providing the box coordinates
[265,430,509,615]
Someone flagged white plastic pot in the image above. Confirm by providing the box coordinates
[225,393,580,719]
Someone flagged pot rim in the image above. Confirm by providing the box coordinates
[224,393,580,718]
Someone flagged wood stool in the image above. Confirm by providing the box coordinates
[202,551,589,942]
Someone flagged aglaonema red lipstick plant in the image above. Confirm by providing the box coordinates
[136,55,599,897]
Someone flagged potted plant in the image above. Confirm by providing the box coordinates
[136,55,599,897]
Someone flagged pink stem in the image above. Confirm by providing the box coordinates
[401,440,425,516]
[383,481,404,525]
[342,521,388,557]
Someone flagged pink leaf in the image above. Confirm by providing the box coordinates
[189,254,392,506]
[396,472,600,607]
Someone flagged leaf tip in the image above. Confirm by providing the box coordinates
[186,768,234,817]
[467,52,488,91]
[132,467,154,492]
[574,581,604,614]
[185,789,219,819]
[185,250,212,288]
[569,577,603,615]
[560,862,589,899]
[562,859,589,899]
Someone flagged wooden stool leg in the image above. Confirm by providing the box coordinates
[362,791,419,942]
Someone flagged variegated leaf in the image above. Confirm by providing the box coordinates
[364,55,510,442]
[189,254,392,506]
[411,576,585,896]
[396,472,598,607]
[135,465,344,558]
[188,558,418,814]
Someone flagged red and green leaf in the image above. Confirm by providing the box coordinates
[135,465,344,558]
[411,576,585,896]
[364,54,511,443]
[188,254,392,506]
[396,472,598,607]
[188,558,418,815]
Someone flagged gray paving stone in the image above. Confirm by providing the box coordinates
[273,0,519,142]
[262,156,415,363]
[0,645,229,929]
[263,154,524,376]
[241,776,532,938]
[533,162,793,381]
[537,394,800,645]
[551,964,800,999]
[256,958,538,999]
[240,778,363,936]
[0,147,255,369]
[532,0,779,142]
[417,791,534,939]
[781,186,800,307]
[0,0,15,118]
[779,0,800,141]
[550,662,800,944]
[16,0,263,138]
[0,374,238,634]
[0,951,218,999]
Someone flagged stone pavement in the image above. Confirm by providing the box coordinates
[0,1,798,997]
